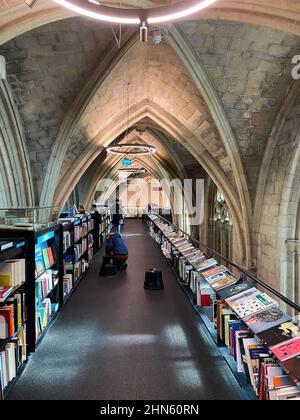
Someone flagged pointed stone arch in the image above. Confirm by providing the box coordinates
[0,80,33,207]
[167,24,252,266]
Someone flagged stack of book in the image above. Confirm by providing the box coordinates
[74,260,89,283]
[88,219,94,232]
[63,274,73,297]
[0,324,27,393]
[35,270,59,305]
[0,290,26,339]
[63,230,73,253]
[74,238,88,261]
[0,259,25,288]
[36,298,52,342]
[74,225,84,242]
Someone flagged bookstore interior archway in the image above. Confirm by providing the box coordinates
[0,0,300,402]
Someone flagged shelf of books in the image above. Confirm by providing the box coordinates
[147,213,300,401]
[0,210,109,399]
[34,226,60,348]
[98,212,111,247]
[59,213,96,305]
[0,239,27,400]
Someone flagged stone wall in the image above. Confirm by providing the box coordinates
[256,91,300,296]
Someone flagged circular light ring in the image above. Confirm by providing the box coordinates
[53,0,218,25]
[118,168,147,174]
[107,144,156,156]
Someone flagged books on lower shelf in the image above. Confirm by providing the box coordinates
[36,298,58,343]
[74,238,88,261]
[215,300,300,399]
[74,223,88,243]
[0,290,26,339]
[36,270,59,305]
[0,259,25,287]
[63,274,73,298]
[74,259,89,282]
[0,325,27,395]
[63,230,73,253]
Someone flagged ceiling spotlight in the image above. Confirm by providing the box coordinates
[25,0,39,7]
[52,0,218,25]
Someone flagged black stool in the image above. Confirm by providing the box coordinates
[100,256,117,277]
[144,269,164,290]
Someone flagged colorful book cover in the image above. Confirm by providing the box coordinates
[47,247,55,266]
[212,275,238,291]
[216,280,254,300]
[243,307,292,335]
[35,246,45,277]
[42,249,51,270]
[282,355,300,383]
[257,321,299,347]
[246,344,269,395]
[231,321,248,360]
[186,251,204,262]
[202,265,228,279]
[271,337,300,362]
[205,272,227,285]
[195,258,218,272]
[226,288,278,319]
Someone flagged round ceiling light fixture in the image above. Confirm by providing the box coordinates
[118,167,147,174]
[107,143,156,156]
[52,0,218,25]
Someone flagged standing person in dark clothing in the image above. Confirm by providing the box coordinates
[106,230,128,270]
[111,199,124,234]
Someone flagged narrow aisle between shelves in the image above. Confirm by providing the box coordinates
[7,220,245,400]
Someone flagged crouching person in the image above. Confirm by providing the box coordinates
[106,230,128,270]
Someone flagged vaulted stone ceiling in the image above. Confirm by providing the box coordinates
[0,18,117,197]
[1,1,300,266]
[180,20,300,200]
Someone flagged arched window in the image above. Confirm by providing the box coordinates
[208,186,233,262]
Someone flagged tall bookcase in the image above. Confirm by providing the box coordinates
[59,214,95,306]
[0,211,110,399]
[0,226,61,354]
[0,239,27,400]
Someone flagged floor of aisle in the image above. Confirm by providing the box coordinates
[8,220,245,400]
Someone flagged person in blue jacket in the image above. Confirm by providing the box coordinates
[106,230,128,270]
